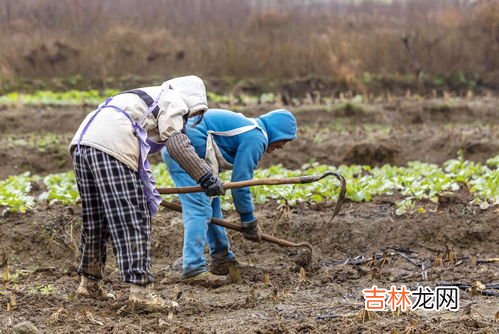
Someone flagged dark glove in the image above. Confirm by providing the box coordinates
[199,172,225,197]
[241,219,262,242]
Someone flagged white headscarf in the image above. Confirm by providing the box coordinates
[165,75,208,113]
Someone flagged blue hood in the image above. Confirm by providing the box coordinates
[258,109,297,144]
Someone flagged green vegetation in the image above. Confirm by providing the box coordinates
[207,92,231,104]
[4,133,69,152]
[0,90,120,106]
[39,172,80,206]
[1,156,497,216]
[486,155,499,168]
[0,172,37,214]
[0,90,281,107]
[29,284,55,295]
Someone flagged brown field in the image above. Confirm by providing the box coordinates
[1,0,498,94]
[0,96,498,333]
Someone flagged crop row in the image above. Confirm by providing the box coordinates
[0,90,368,108]
[0,90,275,107]
[1,156,497,216]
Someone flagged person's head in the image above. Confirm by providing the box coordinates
[165,75,208,124]
[266,139,290,153]
[258,109,297,154]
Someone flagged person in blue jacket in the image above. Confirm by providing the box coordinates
[161,108,297,285]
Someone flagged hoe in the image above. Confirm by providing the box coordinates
[158,171,346,257]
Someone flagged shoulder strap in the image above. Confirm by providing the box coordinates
[208,118,268,142]
[119,89,160,118]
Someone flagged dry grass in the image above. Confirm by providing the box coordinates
[0,0,498,90]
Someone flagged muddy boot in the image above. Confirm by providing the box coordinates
[211,259,243,284]
[210,259,239,275]
[183,271,228,288]
[128,284,179,312]
[77,276,116,300]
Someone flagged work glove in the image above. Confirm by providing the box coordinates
[199,172,225,197]
[241,219,262,242]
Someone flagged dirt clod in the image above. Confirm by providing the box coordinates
[12,321,39,334]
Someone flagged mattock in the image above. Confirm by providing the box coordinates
[158,171,347,259]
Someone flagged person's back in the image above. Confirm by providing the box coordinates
[186,109,268,164]
[161,108,297,286]
[70,76,209,172]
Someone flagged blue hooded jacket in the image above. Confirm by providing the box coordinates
[185,108,297,223]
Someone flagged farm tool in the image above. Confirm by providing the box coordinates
[160,201,314,253]
[158,171,347,256]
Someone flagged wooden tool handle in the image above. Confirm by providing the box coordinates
[160,201,313,252]
[158,175,322,195]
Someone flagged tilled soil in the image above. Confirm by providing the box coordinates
[0,97,498,333]
[0,97,498,179]
[0,194,498,333]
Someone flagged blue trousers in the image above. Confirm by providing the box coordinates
[161,148,235,278]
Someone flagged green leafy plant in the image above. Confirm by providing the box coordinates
[39,172,79,205]
[0,172,36,214]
